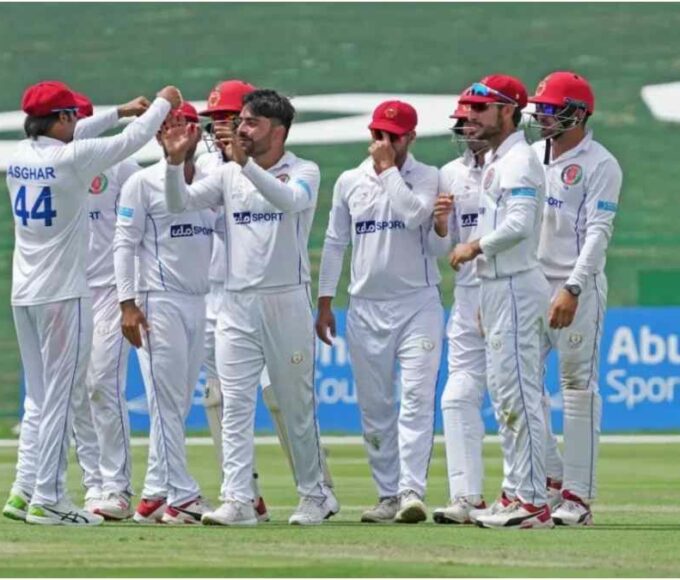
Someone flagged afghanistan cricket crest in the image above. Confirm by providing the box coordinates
[89,174,109,194]
[561,164,583,186]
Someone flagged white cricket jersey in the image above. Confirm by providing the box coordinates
[476,131,546,280]
[6,97,171,306]
[196,151,227,284]
[318,154,448,300]
[114,160,217,301]
[439,150,483,287]
[533,131,622,289]
[164,151,319,292]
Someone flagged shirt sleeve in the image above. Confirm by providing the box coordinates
[164,162,225,213]
[318,175,351,298]
[424,217,451,257]
[241,157,319,212]
[567,157,623,288]
[117,158,143,185]
[72,97,171,183]
[381,165,437,229]
[73,108,119,140]
[479,158,542,258]
[439,166,460,245]
[113,174,147,302]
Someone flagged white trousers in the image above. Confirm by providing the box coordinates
[71,373,103,499]
[216,285,326,504]
[136,292,205,506]
[347,287,444,499]
[543,274,607,500]
[13,298,93,505]
[480,268,550,506]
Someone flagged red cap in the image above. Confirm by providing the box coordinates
[450,87,473,119]
[173,101,200,123]
[457,74,528,109]
[22,80,78,117]
[529,71,595,114]
[73,92,93,119]
[368,100,418,136]
[200,80,256,116]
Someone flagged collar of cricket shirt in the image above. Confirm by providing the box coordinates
[549,129,594,164]
[267,150,295,174]
[487,129,526,164]
[35,135,66,147]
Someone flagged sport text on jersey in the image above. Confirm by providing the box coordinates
[232,212,284,225]
[170,224,215,238]
[354,220,407,235]
[461,213,478,228]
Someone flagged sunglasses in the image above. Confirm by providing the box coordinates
[469,82,518,105]
[534,103,560,116]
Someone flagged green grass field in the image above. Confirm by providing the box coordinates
[1,440,680,577]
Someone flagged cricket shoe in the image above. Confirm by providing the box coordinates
[3,488,31,522]
[84,488,103,514]
[468,491,514,524]
[202,499,258,526]
[476,502,554,529]
[395,490,427,524]
[433,497,486,525]
[254,496,270,523]
[162,496,212,524]
[360,496,399,523]
[322,488,340,520]
[93,492,133,521]
[552,490,593,526]
[26,497,104,526]
[546,478,563,511]
[133,497,167,524]
[288,495,331,525]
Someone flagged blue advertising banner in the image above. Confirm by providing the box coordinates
[120,307,680,434]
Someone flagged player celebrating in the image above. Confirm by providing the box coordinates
[3,80,180,526]
[162,89,338,526]
[529,71,623,526]
[317,100,451,524]
[451,75,552,529]
[433,96,491,524]
[113,102,214,524]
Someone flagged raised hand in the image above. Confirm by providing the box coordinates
[117,96,151,118]
[157,86,183,109]
[433,193,454,237]
[214,120,247,166]
[161,122,196,165]
[369,131,396,173]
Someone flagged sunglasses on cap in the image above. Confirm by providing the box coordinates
[52,107,78,114]
[469,82,518,105]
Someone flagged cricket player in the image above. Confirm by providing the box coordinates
[317,100,451,524]
[114,102,214,525]
[529,71,622,526]
[433,96,491,524]
[3,80,180,526]
[69,92,145,520]
[451,75,552,529]
[161,89,338,526]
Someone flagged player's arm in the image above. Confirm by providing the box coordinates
[381,168,436,230]
[113,175,148,348]
[316,176,351,346]
[424,171,454,257]
[74,96,152,140]
[567,158,622,290]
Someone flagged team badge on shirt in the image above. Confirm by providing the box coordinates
[561,164,583,186]
[89,174,108,194]
[483,167,495,190]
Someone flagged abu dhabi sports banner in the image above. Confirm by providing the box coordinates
[121,306,680,434]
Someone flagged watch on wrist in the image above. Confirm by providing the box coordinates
[564,284,581,297]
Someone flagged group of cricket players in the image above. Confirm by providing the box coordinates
[2,69,621,530]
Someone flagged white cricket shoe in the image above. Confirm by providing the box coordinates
[202,500,258,526]
[26,497,104,526]
[552,492,593,526]
[468,492,514,523]
[395,490,427,524]
[84,488,103,514]
[93,492,133,521]
[476,502,554,529]
[288,496,329,525]
[547,479,563,511]
[322,488,340,520]
[162,496,212,524]
[433,497,487,525]
[360,496,400,523]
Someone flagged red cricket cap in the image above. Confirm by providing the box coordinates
[173,101,200,123]
[528,71,595,114]
[450,87,473,119]
[200,80,256,116]
[368,100,418,136]
[22,80,78,117]
[457,74,528,109]
[73,92,94,119]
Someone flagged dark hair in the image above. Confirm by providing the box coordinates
[24,113,61,140]
[242,89,295,136]
[512,106,522,128]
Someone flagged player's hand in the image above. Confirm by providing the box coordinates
[316,298,336,346]
[368,132,396,173]
[120,300,150,349]
[548,289,579,329]
[117,96,151,118]
[433,193,453,237]
[157,86,183,109]
[214,121,247,165]
[450,240,481,270]
[161,122,196,165]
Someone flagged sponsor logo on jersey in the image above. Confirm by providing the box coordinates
[546,196,564,208]
[483,167,495,190]
[510,187,537,197]
[170,224,214,238]
[461,213,478,228]
[89,210,101,221]
[118,206,134,218]
[561,163,583,185]
[89,174,108,194]
[597,200,618,213]
[233,211,284,225]
[354,220,406,235]
[7,165,56,180]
